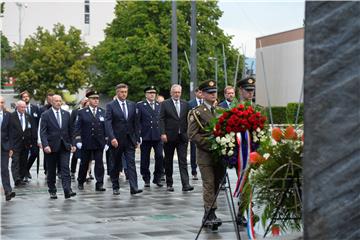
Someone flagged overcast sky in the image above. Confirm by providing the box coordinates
[218,1,305,57]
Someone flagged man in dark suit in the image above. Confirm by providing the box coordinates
[218,86,235,109]
[40,95,76,199]
[20,90,41,181]
[105,83,142,195]
[159,84,193,192]
[136,86,164,188]
[75,91,106,191]
[0,96,16,201]
[9,100,36,186]
[69,97,88,180]
[188,88,203,181]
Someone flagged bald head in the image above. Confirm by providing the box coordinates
[52,95,63,110]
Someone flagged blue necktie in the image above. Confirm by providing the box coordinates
[121,102,127,120]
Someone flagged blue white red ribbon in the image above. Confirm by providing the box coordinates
[247,192,256,240]
[233,130,251,197]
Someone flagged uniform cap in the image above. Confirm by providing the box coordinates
[144,85,157,93]
[237,77,256,90]
[85,90,99,98]
[198,80,217,93]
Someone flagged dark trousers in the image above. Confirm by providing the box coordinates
[1,149,12,193]
[78,148,104,187]
[11,146,28,183]
[190,142,198,175]
[45,143,71,193]
[110,136,138,191]
[105,149,112,175]
[26,145,39,173]
[163,136,190,187]
[140,140,163,183]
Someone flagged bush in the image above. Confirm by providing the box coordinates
[265,106,287,124]
[286,103,304,124]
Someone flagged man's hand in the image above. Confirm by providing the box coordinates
[71,146,76,153]
[161,134,167,143]
[111,138,119,148]
[44,146,51,154]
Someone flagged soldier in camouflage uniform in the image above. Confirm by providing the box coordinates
[188,80,224,229]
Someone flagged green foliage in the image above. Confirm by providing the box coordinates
[265,106,287,124]
[1,32,11,59]
[286,103,304,124]
[11,24,90,102]
[92,1,243,101]
[251,128,303,232]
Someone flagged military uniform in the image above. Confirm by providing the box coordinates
[136,86,164,187]
[187,80,224,227]
[74,91,106,191]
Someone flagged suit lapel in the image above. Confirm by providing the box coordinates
[170,100,180,119]
[49,109,60,129]
[114,100,126,120]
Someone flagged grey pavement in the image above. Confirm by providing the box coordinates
[0,149,301,240]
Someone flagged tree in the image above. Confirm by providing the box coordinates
[1,32,11,59]
[92,1,243,101]
[11,24,90,102]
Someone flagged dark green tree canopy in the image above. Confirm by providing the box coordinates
[92,1,243,101]
[1,32,11,59]
[11,24,90,101]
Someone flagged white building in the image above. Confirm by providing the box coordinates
[255,28,304,107]
[1,1,116,46]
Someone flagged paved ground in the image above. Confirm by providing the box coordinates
[0,150,302,240]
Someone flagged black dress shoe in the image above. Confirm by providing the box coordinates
[64,190,76,199]
[130,189,143,195]
[26,172,32,179]
[78,184,84,190]
[182,185,194,192]
[167,186,174,192]
[95,186,106,191]
[5,192,16,201]
[113,189,120,195]
[144,182,150,188]
[153,181,163,187]
[50,192,58,199]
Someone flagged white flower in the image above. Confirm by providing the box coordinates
[230,132,235,137]
[256,127,261,133]
[253,136,259,142]
[228,142,235,148]
[221,149,227,155]
[263,153,270,159]
[216,136,221,143]
[271,139,277,146]
[220,137,227,145]
[228,150,234,156]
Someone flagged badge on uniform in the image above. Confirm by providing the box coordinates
[86,109,89,112]
[189,114,194,122]
[27,122,32,128]
[33,112,38,118]
[99,116,104,122]
[98,109,102,112]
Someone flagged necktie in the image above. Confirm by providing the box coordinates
[198,99,202,106]
[121,102,127,120]
[92,108,96,116]
[150,102,155,110]
[56,111,61,128]
[27,106,31,115]
[175,100,180,117]
[20,113,25,131]
[211,106,215,115]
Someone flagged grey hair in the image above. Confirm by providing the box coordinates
[170,84,182,92]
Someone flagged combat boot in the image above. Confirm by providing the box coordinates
[210,208,222,227]
[202,208,212,227]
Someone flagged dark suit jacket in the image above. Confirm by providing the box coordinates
[40,108,73,152]
[136,100,161,141]
[159,98,189,142]
[218,100,230,109]
[70,108,79,131]
[40,104,52,116]
[9,111,35,150]
[1,111,11,151]
[188,98,202,110]
[74,107,106,150]
[105,99,139,146]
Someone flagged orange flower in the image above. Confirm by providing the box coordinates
[272,127,283,142]
[284,125,297,140]
[250,152,265,164]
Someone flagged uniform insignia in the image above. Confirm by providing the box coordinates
[195,110,201,115]
[144,102,147,105]
[86,109,89,112]
[248,79,254,84]
[189,114,194,122]
[99,109,101,112]
[99,117,104,122]
[203,108,207,111]
[209,81,215,86]
[33,112,38,117]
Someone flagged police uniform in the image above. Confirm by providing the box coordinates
[187,80,224,226]
[74,91,106,191]
[136,86,164,187]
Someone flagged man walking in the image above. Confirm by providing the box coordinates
[75,91,106,192]
[40,95,76,199]
[105,83,142,195]
[136,86,163,188]
[159,84,193,192]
